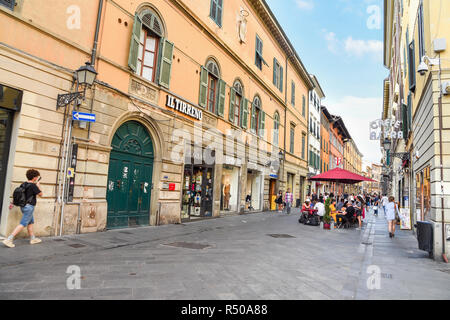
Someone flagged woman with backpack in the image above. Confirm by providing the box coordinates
[3,169,43,248]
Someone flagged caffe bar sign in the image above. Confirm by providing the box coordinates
[369,119,403,140]
[166,95,202,121]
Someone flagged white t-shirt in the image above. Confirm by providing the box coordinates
[382,196,389,206]
[314,202,325,216]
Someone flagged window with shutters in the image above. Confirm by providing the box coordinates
[230,80,243,127]
[290,124,295,154]
[273,58,283,92]
[273,112,280,146]
[255,35,265,70]
[205,60,221,114]
[128,9,173,89]
[301,133,306,159]
[302,95,306,117]
[210,0,223,27]
[251,96,264,136]
[291,81,295,106]
[0,0,14,10]
[417,3,425,60]
[408,40,416,92]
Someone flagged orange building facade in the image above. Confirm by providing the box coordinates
[0,0,313,237]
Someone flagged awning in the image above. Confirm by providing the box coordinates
[309,168,376,185]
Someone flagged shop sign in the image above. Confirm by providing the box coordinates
[169,183,176,191]
[166,95,202,121]
[369,119,403,140]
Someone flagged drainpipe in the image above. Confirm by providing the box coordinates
[437,53,447,263]
[91,0,104,67]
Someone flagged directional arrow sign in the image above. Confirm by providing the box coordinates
[72,111,96,122]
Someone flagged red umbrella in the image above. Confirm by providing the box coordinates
[309,167,376,185]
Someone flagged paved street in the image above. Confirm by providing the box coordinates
[1,208,449,300]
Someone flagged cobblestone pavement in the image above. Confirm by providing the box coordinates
[0,208,449,300]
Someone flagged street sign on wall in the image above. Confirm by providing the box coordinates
[72,111,96,122]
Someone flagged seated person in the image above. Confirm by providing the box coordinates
[336,198,345,211]
[302,200,311,212]
[314,198,325,220]
[337,202,355,225]
[330,199,338,223]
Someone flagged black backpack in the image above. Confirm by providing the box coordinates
[12,183,33,207]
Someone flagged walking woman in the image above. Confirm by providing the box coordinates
[385,196,399,238]
[276,190,284,213]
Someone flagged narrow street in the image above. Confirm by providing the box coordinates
[1,208,449,300]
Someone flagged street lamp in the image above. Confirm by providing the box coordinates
[383,138,391,152]
[57,62,98,109]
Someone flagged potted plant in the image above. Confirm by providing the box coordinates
[323,198,332,230]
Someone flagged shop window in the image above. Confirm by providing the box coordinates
[210,0,223,27]
[128,9,173,89]
[0,0,14,11]
[230,80,244,127]
[199,59,226,117]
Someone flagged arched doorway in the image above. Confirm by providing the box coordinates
[106,121,154,229]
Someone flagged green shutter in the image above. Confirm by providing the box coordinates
[250,103,256,132]
[199,66,208,108]
[260,111,266,137]
[241,98,249,129]
[229,88,236,123]
[292,82,295,106]
[158,39,174,89]
[279,66,283,92]
[217,79,226,117]
[402,103,408,139]
[273,58,277,86]
[302,95,305,116]
[128,15,142,72]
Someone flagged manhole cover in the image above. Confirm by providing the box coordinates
[267,234,296,238]
[163,242,211,250]
[68,243,86,248]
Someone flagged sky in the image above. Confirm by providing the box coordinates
[265,0,387,167]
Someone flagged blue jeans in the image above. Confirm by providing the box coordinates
[20,204,35,227]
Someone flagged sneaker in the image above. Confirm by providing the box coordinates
[30,238,42,245]
[2,239,15,248]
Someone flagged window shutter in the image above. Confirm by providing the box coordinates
[158,39,174,89]
[291,82,295,106]
[199,66,209,108]
[302,95,305,116]
[229,88,236,123]
[407,93,412,132]
[279,66,283,92]
[259,111,266,137]
[408,41,416,92]
[128,14,142,72]
[402,103,408,140]
[273,58,277,86]
[241,98,249,129]
[216,79,226,117]
[250,103,256,132]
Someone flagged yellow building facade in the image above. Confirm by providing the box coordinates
[0,0,312,237]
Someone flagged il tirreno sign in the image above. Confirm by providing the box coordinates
[166,95,202,121]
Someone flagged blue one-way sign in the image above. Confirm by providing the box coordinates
[72,111,96,122]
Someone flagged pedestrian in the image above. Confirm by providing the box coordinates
[3,169,43,248]
[373,197,379,217]
[385,196,399,238]
[284,188,293,214]
[276,190,284,213]
[381,194,389,214]
[314,198,325,221]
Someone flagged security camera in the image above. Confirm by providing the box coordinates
[417,60,429,76]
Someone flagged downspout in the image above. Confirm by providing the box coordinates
[91,0,104,67]
[437,53,448,263]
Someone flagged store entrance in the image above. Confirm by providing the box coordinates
[181,165,214,220]
[0,84,22,220]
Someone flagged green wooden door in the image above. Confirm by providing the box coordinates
[107,121,154,229]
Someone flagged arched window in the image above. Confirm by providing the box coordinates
[230,80,243,127]
[199,58,226,117]
[273,112,280,146]
[128,8,174,88]
[250,95,265,136]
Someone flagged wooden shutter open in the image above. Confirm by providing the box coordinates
[159,39,174,89]
[242,98,249,129]
[229,88,236,123]
[128,14,142,72]
[199,66,209,108]
[217,79,226,117]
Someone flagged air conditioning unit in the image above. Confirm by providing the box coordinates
[442,82,450,95]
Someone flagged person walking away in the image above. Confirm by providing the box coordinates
[381,194,389,215]
[354,197,363,230]
[284,188,293,214]
[385,196,399,238]
[3,169,43,248]
[373,198,379,217]
[276,190,284,213]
